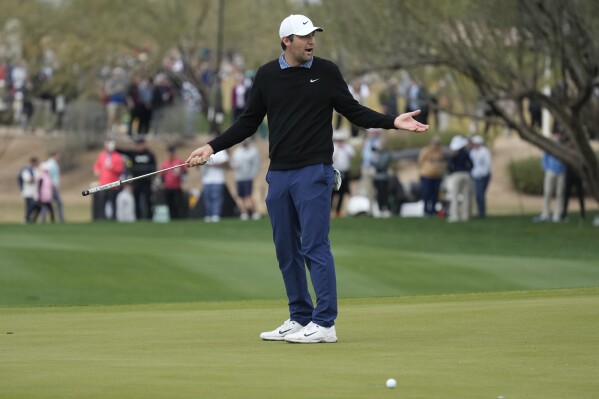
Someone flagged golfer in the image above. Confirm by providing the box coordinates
[187,14,429,343]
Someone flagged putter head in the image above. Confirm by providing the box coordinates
[333,168,342,191]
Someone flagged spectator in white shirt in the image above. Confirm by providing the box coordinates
[201,150,229,223]
[45,151,64,223]
[469,135,492,218]
[359,128,382,210]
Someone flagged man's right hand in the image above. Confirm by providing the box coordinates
[186,144,214,167]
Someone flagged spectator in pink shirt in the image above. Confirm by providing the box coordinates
[29,162,55,223]
[93,139,125,219]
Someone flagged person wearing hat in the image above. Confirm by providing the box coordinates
[359,128,383,212]
[117,136,157,219]
[186,14,429,343]
[446,135,473,222]
[93,139,125,220]
[469,135,492,218]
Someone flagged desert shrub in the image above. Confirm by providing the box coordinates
[508,156,544,195]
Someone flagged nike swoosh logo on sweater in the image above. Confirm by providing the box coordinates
[310,79,320,83]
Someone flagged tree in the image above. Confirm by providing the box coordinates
[316,0,599,204]
[1,0,291,108]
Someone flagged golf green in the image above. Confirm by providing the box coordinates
[1,289,598,399]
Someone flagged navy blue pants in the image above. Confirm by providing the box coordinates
[421,177,442,216]
[203,184,224,218]
[473,174,491,218]
[265,164,337,328]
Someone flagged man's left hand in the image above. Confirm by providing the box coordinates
[394,110,430,133]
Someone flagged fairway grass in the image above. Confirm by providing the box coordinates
[1,217,599,306]
[2,288,598,399]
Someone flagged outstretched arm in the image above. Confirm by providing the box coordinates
[394,110,429,133]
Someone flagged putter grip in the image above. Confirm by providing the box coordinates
[81,180,122,196]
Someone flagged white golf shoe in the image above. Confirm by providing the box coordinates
[284,322,338,344]
[259,319,304,341]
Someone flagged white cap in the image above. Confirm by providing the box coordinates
[471,135,484,145]
[449,135,468,151]
[279,14,323,39]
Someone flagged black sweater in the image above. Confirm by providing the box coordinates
[209,57,397,170]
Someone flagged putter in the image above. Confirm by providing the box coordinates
[82,163,187,196]
[82,155,211,196]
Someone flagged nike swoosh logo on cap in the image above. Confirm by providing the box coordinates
[303,21,308,25]
[310,79,320,83]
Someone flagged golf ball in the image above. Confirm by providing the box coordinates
[386,378,397,389]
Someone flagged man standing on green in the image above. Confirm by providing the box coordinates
[187,14,429,343]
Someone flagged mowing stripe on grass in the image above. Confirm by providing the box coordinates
[1,217,598,306]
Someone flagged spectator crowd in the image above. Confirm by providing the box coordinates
[13,66,587,225]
